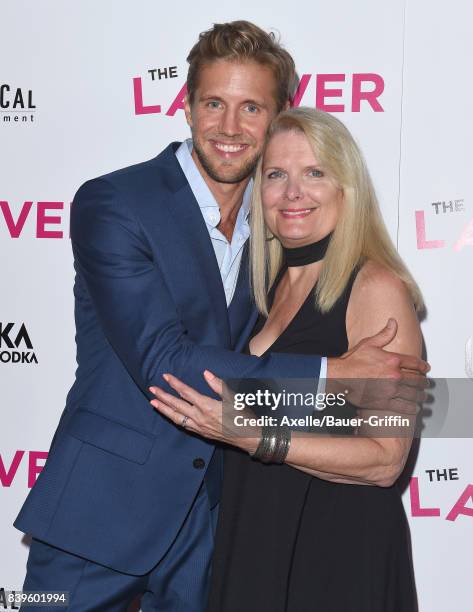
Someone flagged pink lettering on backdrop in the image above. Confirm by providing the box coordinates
[36,202,63,238]
[28,451,48,488]
[290,74,312,108]
[133,77,161,115]
[0,201,33,238]
[316,74,345,112]
[415,211,445,249]
[454,217,473,252]
[352,73,384,112]
[166,83,187,116]
[0,451,25,487]
[446,484,473,521]
[409,477,441,517]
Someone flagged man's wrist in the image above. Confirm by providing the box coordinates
[325,357,347,395]
[316,357,328,395]
[327,356,342,379]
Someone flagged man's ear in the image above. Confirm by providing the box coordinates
[184,95,193,128]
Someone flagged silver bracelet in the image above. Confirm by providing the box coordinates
[251,425,291,464]
[272,426,292,464]
[251,426,277,463]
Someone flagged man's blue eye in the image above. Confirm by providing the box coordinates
[208,101,220,109]
[246,104,258,113]
[310,168,323,177]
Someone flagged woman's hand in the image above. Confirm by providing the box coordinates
[149,371,260,453]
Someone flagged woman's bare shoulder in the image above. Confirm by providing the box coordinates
[353,260,407,296]
[347,260,421,353]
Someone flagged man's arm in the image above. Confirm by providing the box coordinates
[71,178,321,398]
[72,178,428,400]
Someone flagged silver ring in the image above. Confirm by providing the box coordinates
[181,415,189,428]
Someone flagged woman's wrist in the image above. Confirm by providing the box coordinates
[236,436,261,455]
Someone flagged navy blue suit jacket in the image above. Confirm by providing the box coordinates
[15,143,321,575]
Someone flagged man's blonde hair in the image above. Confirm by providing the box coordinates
[186,20,296,112]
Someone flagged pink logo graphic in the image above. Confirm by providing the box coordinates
[415,207,473,251]
[0,450,48,488]
[409,477,473,521]
[133,73,385,116]
[291,73,384,112]
[415,211,445,250]
[0,201,70,239]
[133,78,187,117]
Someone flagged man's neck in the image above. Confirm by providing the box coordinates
[192,150,250,242]
[215,181,249,242]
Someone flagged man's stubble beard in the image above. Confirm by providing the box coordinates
[192,137,261,185]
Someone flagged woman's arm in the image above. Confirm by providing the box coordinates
[284,261,422,486]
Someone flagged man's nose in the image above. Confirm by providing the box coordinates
[219,108,241,136]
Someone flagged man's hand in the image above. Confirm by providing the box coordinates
[326,318,430,413]
[327,318,429,380]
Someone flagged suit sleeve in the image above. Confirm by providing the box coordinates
[71,177,322,398]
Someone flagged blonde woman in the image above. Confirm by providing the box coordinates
[151,108,423,611]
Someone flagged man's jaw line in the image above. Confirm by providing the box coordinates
[190,144,255,210]
[193,138,260,182]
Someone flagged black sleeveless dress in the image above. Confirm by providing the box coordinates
[206,267,417,612]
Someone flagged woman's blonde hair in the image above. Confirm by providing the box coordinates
[250,107,424,314]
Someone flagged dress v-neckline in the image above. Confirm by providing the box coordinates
[249,266,317,356]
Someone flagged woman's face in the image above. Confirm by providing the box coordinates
[261,130,343,248]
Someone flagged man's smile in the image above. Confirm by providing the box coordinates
[210,140,250,157]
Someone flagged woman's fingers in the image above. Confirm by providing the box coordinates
[150,397,175,421]
[150,397,195,429]
[149,375,227,444]
[149,386,195,418]
[203,370,224,397]
[163,373,209,406]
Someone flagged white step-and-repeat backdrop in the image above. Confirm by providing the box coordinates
[1,0,471,608]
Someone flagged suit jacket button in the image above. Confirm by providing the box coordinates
[193,458,206,469]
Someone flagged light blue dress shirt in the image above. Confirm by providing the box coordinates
[175,139,327,381]
[176,139,250,306]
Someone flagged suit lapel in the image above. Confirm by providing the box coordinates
[228,243,254,347]
[158,144,231,345]
[234,307,259,353]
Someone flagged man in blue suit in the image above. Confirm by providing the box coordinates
[15,20,428,611]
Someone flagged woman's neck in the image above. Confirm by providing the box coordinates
[281,232,332,285]
[285,260,322,287]
[282,232,332,267]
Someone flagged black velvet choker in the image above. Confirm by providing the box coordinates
[283,233,332,267]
